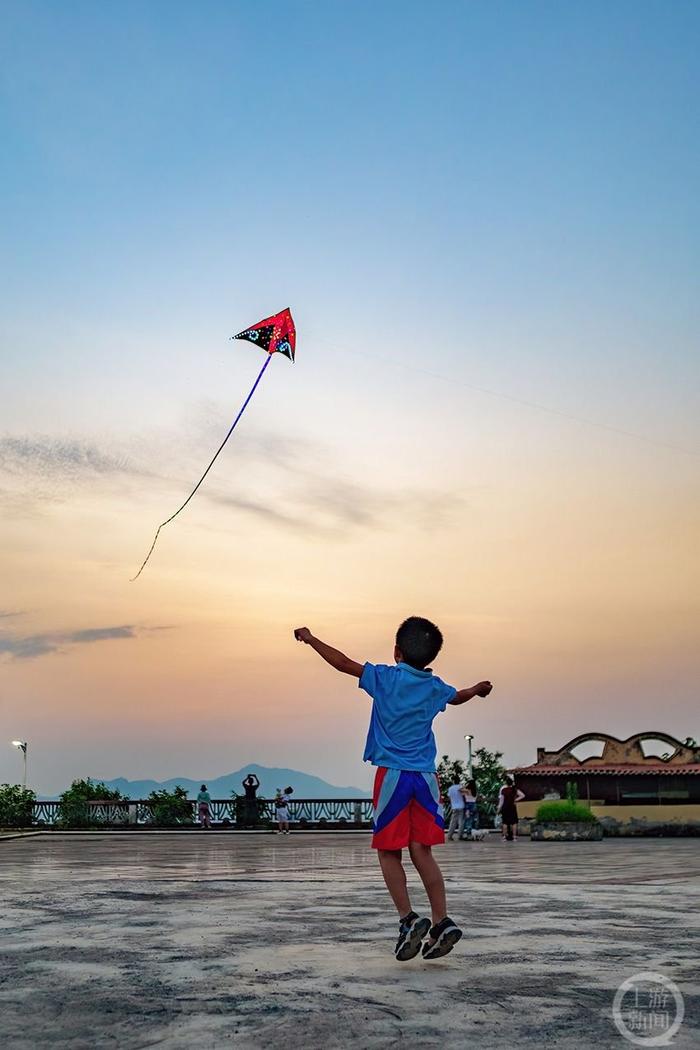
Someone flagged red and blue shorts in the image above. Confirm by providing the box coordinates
[371,767,445,850]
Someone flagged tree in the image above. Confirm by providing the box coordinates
[58,778,129,828]
[438,748,508,828]
[0,783,36,828]
[436,755,466,803]
[472,747,508,827]
[147,786,192,826]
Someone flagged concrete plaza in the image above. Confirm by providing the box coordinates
[1,832,698,1049]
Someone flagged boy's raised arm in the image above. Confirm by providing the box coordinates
[294,627,363,678]
[449,681,493,706]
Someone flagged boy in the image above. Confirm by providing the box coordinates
[294,616,492,961]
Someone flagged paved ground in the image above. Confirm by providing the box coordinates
[1,833,698,1049]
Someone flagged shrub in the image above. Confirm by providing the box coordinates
[147,786,192,825]
[0,783,36,827]
[232,793,269,827]
[535,801,597,824]
[58,778,129,828]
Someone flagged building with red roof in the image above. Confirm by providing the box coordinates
[511,732,700,834]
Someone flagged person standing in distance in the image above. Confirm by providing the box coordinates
[446,776,467,841]
[242,772,260,828]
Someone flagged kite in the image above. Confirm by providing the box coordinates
[131,307,296,580]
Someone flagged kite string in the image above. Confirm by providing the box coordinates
[310,334,698,458]
[131,352,273,580]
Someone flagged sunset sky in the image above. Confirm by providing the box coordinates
[2,2,698,796]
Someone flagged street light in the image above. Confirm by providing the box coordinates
[11,741,28,789]
[464,734,473,780]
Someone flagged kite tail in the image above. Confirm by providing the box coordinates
[131,353,273,580]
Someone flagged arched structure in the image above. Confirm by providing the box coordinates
[511,731,700,826]
[534,732,700,769]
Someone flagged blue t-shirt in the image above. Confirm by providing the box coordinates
[359,662,457,772]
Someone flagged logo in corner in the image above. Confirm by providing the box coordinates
[612,972,684,1046]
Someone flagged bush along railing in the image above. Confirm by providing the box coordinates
[0,784,36,828]
[56,778,129,829]
[146,787,192,825]
[25,797,374,829]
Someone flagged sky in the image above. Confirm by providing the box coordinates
[1,1,698,796]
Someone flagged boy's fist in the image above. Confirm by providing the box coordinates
[473,681,493,697]
[294,627,312,643]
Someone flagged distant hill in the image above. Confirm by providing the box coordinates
[44,764,367,800]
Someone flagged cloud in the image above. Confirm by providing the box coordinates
[0,435,142,518]
[0,419,464,535]
[65,626,137,644]
[0,624,140,661]
[206,492,314,533]
[298,477,458,531]
[178,408,463,534]
[206,479,460,537]
[0,436,131,479]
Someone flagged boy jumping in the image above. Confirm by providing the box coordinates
[294,616,492,961]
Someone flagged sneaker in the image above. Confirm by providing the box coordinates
[421,917,463,960]
[395,911,431,962]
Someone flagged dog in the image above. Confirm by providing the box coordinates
[469,828,488,842]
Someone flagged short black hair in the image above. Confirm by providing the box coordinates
[396,616,443,669]
[200,784,207,791]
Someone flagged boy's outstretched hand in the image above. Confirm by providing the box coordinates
[449,680,493,706]
[473,681,493,697]
[293,626,363,677]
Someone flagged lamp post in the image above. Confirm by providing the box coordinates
[464,734,474,780]
[11,741,28,789]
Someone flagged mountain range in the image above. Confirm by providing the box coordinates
[44,764,367,800]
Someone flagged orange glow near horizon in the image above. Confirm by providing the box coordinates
[2,406,698,794]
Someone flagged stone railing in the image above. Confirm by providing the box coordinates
[29,798,374,829]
